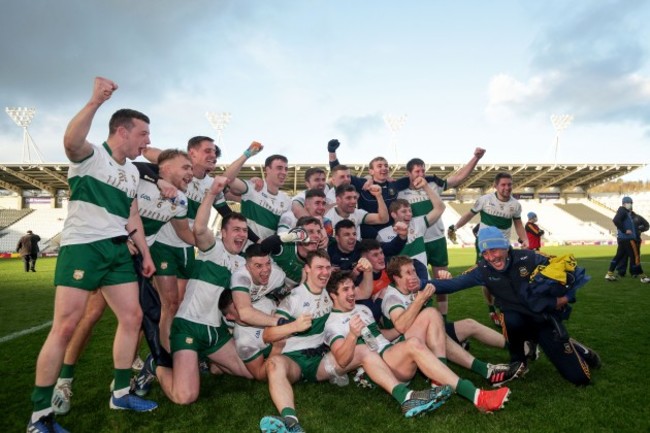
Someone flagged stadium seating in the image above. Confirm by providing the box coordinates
[0,208,67,253]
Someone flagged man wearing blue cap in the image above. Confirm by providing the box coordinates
[430,226,601,386]
[605,196,650,283]
[525,212,544,251]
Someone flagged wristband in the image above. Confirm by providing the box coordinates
[243,149,253,158]
[276,317,294,326]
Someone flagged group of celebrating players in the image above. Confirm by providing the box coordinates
[27,77,601,433]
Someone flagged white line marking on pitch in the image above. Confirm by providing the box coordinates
[0,321,52,344]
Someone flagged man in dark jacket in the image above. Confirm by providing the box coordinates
[17,230,41,272]
[605,196,650,283]
[430,227,600,386]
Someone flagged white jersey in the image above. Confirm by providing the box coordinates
[240,180,291,240]
[137,180,188,246]
[376,216,429,268]
[175,240,245,327]
[397,182,446,242]
[62,143,139,246]
[276,283,332,353]
[155,175,225,248]
[324,207,368,241]
[472,192,522,241]
[230,262,287,302]
[233,296,276,362]
[324,304,391,353]
[381,285,419,330]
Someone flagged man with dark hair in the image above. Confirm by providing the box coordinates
[325,272,511,414]
[291,167,333,218]
[28,77,157,433]
[324,183,388,240]
[135,177,253,404]
[278,188,331,239]
[17,230,41,272]
[449,171,527,326]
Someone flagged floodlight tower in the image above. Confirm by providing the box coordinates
[6,107,45,163]
[205,111,231,156]
[383,114,408,162]
[550,114,573,164]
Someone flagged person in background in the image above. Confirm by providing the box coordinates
[525,212,544,251]
[606,196,650,283]
[17,229,41,272]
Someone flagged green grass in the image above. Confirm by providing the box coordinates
[2,247,649,432]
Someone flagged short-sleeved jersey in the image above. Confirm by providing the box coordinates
[230,262,286,303]
[62,143,139,246]
[276,283,332,353]
[471,193,522,241]
[137,180,188,246]
[381,285,431,330]
[156,175,226,248]
[324,207,368,241]
[397,179,447,242]
[324,304,390,352]
[176,240,245,327]
[376,216,429,267]
[240,180,291,240]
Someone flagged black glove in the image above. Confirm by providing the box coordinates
[327,139,340,152]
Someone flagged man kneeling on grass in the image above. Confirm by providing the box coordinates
[325,271,511,413]
[431,227,601,386]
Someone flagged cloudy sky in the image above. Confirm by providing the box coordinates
[1,0,649,180]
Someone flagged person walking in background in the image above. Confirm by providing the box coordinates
[605,196,650,283]
[17,229,41,272]
[525,212,544,251]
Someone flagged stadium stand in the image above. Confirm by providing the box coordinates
[0,208,34,230]
[0,208,67,253]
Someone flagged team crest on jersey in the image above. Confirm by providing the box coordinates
[519,267,529,277]
[161,262,168,270]
[73,270,84,280]
[186,337,193,344]
[388,187,396,197]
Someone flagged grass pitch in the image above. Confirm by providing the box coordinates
[2,246,649,432]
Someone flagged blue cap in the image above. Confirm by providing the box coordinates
[477,227,510,253]
[622,196,633,204]
[527,212,537,219]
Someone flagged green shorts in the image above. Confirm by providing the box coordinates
[54,239,136,290]
[170,317,232,357]
[424,237,449,268]
[283,349,325,383]
[150,242,195,279]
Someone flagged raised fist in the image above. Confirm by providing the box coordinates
[327,139,340,153]
[92,77,118,105]
[447,225,457,242]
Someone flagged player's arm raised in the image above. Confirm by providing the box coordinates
[64,77,117,162]
[194,175,228,251]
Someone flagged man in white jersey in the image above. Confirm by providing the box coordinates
[381,256,523,387]
[291,167,333,218]
[377,177,446,282]
[324,184,388,241]
[229,154,292,240]
[449,172,528,325]
[50,149,193,416]
[143,139,263,352]
[135,176,253,404]
[220,244,289,380]
[397,149,485,320]
[28,77,157,433]
[324,272,511,413]
[278,189,332,241]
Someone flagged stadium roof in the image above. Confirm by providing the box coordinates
[0,162,645,196]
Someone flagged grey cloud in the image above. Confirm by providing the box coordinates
[491,0,650,127]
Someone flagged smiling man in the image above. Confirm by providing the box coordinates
[431,227,601,386]
[28,77,157,433]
